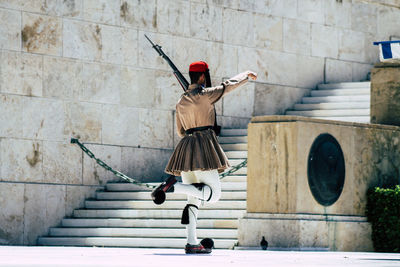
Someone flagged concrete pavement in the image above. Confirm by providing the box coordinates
[0,246,399,267]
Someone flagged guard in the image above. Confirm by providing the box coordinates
[152,61,257,254]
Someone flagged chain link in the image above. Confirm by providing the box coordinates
[71,138,156,189]
[219,159,247,179]
[71,138,247,188]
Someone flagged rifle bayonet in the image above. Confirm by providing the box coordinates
[144,34,189,91]
[144,34,163,57]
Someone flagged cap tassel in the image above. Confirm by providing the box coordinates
[181,204,198,225]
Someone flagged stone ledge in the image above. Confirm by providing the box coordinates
[0,181,103,188]
[374,62,400,68]
[250,115,400,131]
[243,213,368,222]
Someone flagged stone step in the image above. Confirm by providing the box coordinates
[286,109,369,117]
[312,116,370,123]
[219,175,247,182]
[105,182,247,192]
[49,228,238,239]
[220,129,247,136]
[311,88,370,97]
[220,143,247,151]
[61,218,239,229]
[225,151,247,159]
[218,136,248,144]
[104,183,151,192]
[84,200,246,210]
[317,82,370,90]
[302,95,370,103]
[226,167,247,175]
[73,209,246,219]
[37,237,237,249]
[38,127,250,250]
[293,102,370,110]
[96,191,246,200]
[228,159,247,166]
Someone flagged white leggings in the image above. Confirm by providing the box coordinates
[178,169,221,203]
[174,169,221,245]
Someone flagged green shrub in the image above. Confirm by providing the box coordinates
[366,185,400,252]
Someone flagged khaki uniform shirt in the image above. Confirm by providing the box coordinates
[175,71,250,137]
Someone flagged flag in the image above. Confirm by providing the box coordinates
[373,41,400,62]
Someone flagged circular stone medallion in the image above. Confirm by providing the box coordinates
[307,133,345,206]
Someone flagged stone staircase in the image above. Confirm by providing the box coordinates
[286,82,370,123]
[38,129,248,249]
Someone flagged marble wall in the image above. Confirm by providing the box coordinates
[0,0,399,245]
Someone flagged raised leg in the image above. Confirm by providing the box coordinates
[195,169,221,203]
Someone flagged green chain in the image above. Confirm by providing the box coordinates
[219,158,247,179]
[71,138,247,189]
[71,138,156,189]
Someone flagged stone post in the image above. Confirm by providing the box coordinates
[371,63,400,126]
[238,115,400,251]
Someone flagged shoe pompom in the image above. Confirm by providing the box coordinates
[200,238,214,249]
[151,189,166,205]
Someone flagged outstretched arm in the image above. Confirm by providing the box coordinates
[222,70,257,95]
[204,71,258,104]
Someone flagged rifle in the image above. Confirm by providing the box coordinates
[144,34,189,91]
[145,34,221,136]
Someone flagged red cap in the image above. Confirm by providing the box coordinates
[189,61,209,72]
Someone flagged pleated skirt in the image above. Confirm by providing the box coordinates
[165,129,230,176]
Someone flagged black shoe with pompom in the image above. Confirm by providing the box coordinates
[151,176,177,205]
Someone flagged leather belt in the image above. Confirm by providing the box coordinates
[185,126,214,135]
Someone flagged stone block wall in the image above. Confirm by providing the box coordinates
[247,116,400,216]
[241,115,400,251]
[0,0,399,245]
